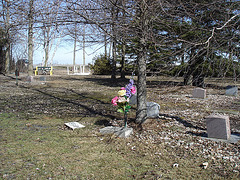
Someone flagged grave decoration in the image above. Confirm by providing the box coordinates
[111,78,136,128]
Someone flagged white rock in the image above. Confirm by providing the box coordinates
[202,162,208,169]
[173,163,179,168]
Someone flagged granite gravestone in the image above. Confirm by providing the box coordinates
[40,76,46,81]
[225,86,238,96]
[206,114,231,140]
[129,93,137,105]
[192,87,206,99]
[26,76,34,83]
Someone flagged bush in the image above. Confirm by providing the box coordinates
[89,54,112,75]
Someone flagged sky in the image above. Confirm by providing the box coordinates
[33,41,104,66]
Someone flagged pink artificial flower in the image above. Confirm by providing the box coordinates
[121,87,126,90]
[131,86,136,94]
[111,96,118,106]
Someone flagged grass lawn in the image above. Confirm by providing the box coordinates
[0,74,239,179]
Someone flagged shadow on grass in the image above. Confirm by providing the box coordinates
[83,75,227,90]
[159,113,206,131]
[83,76,130,87]
[20,85,117,122]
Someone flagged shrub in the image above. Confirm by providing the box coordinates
[89,54,112,75]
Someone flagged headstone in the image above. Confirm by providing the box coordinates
[64,122,85,130]
[100,126,133,138]
[26,76,34,82]
[129,93,137,105]
[40,76,46,81]
[225,86,238,96]
[206,114,231,140]
[192,87,206,99]
[147,102,160,118]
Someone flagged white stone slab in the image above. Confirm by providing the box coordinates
[64,122,85,130]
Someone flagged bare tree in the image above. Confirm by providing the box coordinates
[27,0,33,75]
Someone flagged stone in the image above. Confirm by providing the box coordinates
[206,114,231,140]
[40,76,46,81]
[225,86,238,96]
[64,122,85,130]
[129,93,137,105]
[100,126,133,138]
[147,102,160,118]
[202,162,208,169]
[26,76,34,82]
[172,163,179,168]
[192,87,206,99]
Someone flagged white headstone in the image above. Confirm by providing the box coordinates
[206,114,231,140]
[147,102,160,118]
[192,87,206,99]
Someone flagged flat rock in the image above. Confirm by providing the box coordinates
[100,126,133,138]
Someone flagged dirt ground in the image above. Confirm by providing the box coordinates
[0,73,240,179]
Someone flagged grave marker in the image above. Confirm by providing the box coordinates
[147,102,160,118]
[192,87,206,99]
[225,86,238,96]
[26,76,34,83]
[129,93,137,105]
[64,122,85,130]
[206,114,231,140]
[40,76,46,81]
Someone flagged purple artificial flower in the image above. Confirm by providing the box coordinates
[125,79,134,98]
[129,79,134,86]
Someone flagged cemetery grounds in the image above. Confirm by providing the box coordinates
[0,73,239,179]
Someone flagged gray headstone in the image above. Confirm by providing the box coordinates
[100,126,133,138]
[129,93,137,105]
[26,76,34,82]
[147,102,160,118]
[40,76,46,81]
[225,86,238,96]
[206,114,231,140]
[192,87,206,99]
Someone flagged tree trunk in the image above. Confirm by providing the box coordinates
[44,27,50,67]
[4,0,10,74]
[135,1,148,124]
[136,48,147,123]
[111,6,117,79]
[120,42,126,79]
[28,0,34,76]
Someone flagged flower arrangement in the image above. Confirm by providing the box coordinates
[111,79,136,128]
